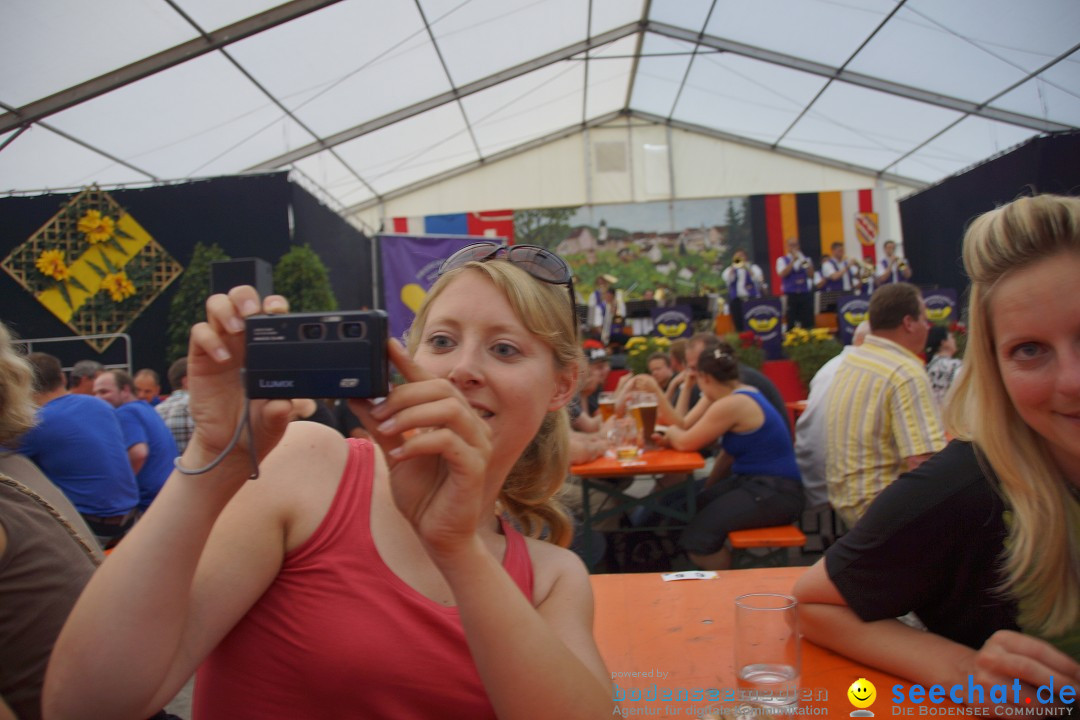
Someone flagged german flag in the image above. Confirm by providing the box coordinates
[749,189,881,292]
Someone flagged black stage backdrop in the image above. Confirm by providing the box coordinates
[899,131,1080,308]
[289,182,373,312]
[0,173,371,385]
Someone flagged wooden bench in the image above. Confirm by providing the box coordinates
[729,525,807,568]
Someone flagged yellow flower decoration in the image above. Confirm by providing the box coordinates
[101,272,136,302]
[625,337,646,348]
[35,249,71,281]
[77,210,116,244]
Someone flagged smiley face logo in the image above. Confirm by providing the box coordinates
[848,678,877,709]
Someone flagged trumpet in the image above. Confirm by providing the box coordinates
[897,257,909,271]
[856,259,875,280]
[797,256,812,270]
[731,256,746,269]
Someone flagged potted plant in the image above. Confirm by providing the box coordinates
[273,244,338,312]
[723,331,765,370]
[166,242,231,363]
[782,327,843,388]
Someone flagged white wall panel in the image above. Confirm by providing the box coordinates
[349,123,918,237]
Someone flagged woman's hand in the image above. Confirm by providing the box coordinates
[182,287,293,484]
[963,630,1080,707]
[350,340,493,558]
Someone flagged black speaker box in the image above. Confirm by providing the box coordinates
[211,258,274,298]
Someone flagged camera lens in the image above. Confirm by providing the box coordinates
[300,323,325,340]
[341,322,364,339]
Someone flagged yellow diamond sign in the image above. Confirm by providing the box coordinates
[1,186,184,352]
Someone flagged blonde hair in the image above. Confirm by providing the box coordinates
[406,260,582,547]
[0,323,37,447]
[945,194,1080,638]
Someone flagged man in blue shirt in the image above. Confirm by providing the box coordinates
[19,353,138,549]
[94,369,179,512]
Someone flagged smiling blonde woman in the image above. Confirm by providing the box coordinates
[794,194,1080,703]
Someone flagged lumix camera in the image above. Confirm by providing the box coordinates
[245,311,389,399]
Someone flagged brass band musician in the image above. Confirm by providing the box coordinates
[876,240,912,285]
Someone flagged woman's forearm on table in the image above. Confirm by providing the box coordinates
[799,601,973,689]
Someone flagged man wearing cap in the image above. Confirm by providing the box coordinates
[587,274,625,344]
[571,344,611,434]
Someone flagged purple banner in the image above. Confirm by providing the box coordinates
[650,305,694,339]
[837,294,870,345]
[744,297,784,360]
[379,235,487,341]
[922,288,958,326]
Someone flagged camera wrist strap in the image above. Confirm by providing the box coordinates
[173,397,260,480]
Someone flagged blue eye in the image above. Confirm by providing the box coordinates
[1010,342,1045,361]
[427,334,454,350]
[492,343,519,358]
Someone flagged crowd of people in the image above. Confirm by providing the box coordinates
[0,195,1076,717]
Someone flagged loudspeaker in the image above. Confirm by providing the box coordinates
[211,258,274,298]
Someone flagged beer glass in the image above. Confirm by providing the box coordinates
[597,391,616,421]
[610,417,639,462]
[629,391,659,448]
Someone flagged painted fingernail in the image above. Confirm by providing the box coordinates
[370,403,389,419]
[228,317,245,333]
[377,419,396,434]
[214,347,231,362]
[242,300,259,315]
[387,447,402,459]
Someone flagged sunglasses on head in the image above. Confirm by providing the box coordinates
[437,242,578,337]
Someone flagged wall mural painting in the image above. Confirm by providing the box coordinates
[0,186,184,352]
[390,189,888,327]
[513,198,746,302]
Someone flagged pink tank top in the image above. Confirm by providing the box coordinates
[193,438,534,719]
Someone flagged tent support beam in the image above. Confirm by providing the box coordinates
[0,0,345,134]
[245,22,642,172]
[647,20,1072,134]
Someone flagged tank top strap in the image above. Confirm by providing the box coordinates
[497,515,534,602]
[285,437,375,564]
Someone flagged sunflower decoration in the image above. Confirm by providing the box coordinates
[1,185,184,352]
[77,210,117,245]
[35,249,71,281]
[101,272,136,302]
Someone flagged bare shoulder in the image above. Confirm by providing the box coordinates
[523,535,593,608]
[237,420,352,550]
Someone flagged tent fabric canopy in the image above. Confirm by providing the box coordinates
[2,0,1077,220]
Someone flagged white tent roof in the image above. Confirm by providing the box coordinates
[3,0,1077,219]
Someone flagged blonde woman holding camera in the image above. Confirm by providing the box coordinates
[795,195,1080,701]
[45,244,613,719]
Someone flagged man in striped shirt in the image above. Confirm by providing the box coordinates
[824,283,946,527]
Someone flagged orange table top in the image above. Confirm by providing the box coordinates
[571,448,705,478]
[591,568,928,717]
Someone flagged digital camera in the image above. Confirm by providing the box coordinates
[245,310,389,399]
